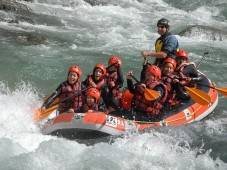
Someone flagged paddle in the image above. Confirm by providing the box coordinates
[196,83,227,97]
[184,86,211,105]
[34,86,92,122]
[34,105,58,122]
[130,75,160,101]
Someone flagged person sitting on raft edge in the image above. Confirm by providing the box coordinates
[141,18,179,68]
[41,65,84,114]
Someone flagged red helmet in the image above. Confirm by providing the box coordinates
[108,56,122,67]
[176,50,189,59]
[163,58,176,69]
[93,64,106,76]
[68,65,82,78]
[146,65,161,79]
[85,88,100,102]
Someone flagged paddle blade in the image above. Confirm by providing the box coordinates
[184,86,211,105]
[34,106,58,122]
[215,87,227,97]
[144,88,160,101]
[33,97,59,122]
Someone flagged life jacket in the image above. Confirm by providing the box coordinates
[154,32,179,67]
[162,74,178,105]
[82,103,99,112]
[133,80,168,115]
[106,71,122,99]
[174,62,196,87]
[58,81,83,113]
[86,75,106,91]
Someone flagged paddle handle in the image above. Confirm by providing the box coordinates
[106,62,118,70]
[197,52,208,68]
[131,75,140,83]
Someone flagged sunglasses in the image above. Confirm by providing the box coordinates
[158,25,165,29]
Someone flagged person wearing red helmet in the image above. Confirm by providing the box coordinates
[161,58,181,106]
[41,65,84,114]
[82,63,109,106]
[105,56,124,111]
[169,49,204,101]
[141,18,179,67]
[175,49,201,87]
[126,65,168,119]
[79,88,107,113]
[82,63,106,89]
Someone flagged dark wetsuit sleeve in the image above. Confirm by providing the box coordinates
[80,83,87,96]
[81,78,88,87]
[42,85,61,108]
[183,65,198,78]
[127,79,136,94]
[116,66,124,88]
[140,64,149,82]
[98,98,108,112]
[153,85,164,101]
[77,105,84,113]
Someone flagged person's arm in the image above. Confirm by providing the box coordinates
[77,104,85,113]
[42,85,61,108]
[81,77,88,87]
[153,85,164,101]
[183,64,198,78]
[140,64,149,82]
[141,51,167,59]
[98,97,108,112]
[116,66,124,88]
[141,35,178,59]
[127,79,136,94]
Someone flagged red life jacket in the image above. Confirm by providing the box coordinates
[162,74,177,105]
[58,81,83,113]
[82,103,99,112]
[174,62,196,87]
[133,80,168,115]
[86,75,106,90]
[84,75,107,98]
[106,71,122,99]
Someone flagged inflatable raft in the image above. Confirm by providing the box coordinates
[40,72,219,140]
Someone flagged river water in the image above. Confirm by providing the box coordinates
[0,0,227,169]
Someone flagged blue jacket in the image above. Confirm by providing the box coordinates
[154,32,179,67]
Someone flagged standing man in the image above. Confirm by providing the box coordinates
[141,18,179,67]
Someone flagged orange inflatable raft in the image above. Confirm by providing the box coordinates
[40,73,218,140]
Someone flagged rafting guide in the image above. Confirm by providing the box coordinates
[141,18,179,67]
